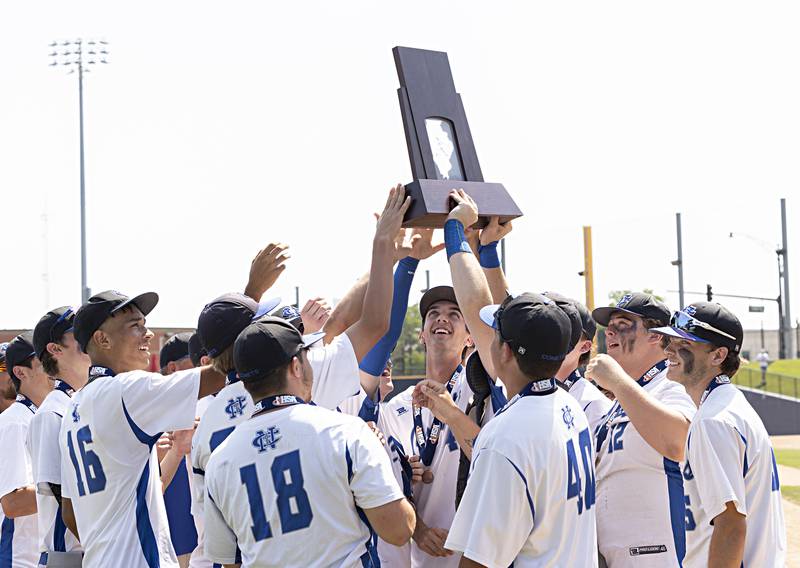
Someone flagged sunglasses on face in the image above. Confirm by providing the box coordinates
[671,311,737,342]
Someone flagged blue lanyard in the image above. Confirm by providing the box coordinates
[413,364,462,467]
[55,380,75,396]
[251,394,305,417]
[595,360,668,452]
[16,394,37,413]
[87,365,116,384]
[700,374,731,405]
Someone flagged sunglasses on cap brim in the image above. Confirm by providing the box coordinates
[669,311,737,343]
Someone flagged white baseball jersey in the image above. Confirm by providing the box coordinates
[59,366,200,568]
[562,369,613,439]
[594,362,696,567]
[190,334,361,559]
[0,396,39,568]
[204,401,405,567]
[26,381,81,557]
[377,356,504,568]
[447,381,598,567]
[682,376,786,567]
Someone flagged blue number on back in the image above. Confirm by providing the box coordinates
[240,450,313,540]
[684,495,696,530]
[210,427,236,452]
[566,427,595,515]
[67,426,106,495]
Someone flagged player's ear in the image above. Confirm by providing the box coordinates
[46,341,62,357]
[12,365,30,382]
[92,329,112,351]
[166,361,177,375]
[710,346,728,367]
[579,339,592,355]
[464,335,474,349]
[200,355,212,366]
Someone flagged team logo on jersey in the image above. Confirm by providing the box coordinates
[641,365,661,384]
[273,395,298,406]
[561,406,575,430]
[252,427,281,453]
[616,294,633,308]
[225,396,248,419]
[629,545,667,556]
[396,406,408,416]
[71,404,80,423]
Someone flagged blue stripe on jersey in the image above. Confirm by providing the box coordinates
[123,399,162,568]
[489,381,508,414]
[346,445,379,567]
[0,518,13,568]
[54,503,67,552]
[734,427,749,477]
[502,455,535,522]
[663,458,686,565]
[164,463,198,555]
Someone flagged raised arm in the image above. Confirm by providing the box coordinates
[343,185,411,362]
[444,190,496,380]
[478,217,512,304]
[243,242,290,302]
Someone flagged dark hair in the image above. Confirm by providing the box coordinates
[41,349,60,377]
[642,317,663,331]
[720,349,741,377]
[10,357,33,392]
[242,361,292,400]
[211,345,236,375]
[515,352,562,380]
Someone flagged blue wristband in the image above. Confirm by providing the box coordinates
[478,241,501,269]
[444,219,472,260]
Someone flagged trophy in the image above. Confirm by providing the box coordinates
[393,46,522,228]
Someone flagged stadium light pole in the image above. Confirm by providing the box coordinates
[49,38,109,305]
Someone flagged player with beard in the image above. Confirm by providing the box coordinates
[651,303,785,566]
[28,307,90,567]
[585,293,696,567]
[59,290,226,568]
[0,343,16,413]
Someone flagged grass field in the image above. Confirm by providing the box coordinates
[742,359,800,378]
[732,360,800,398]
[782,486,800,507]
[776,449,800,469]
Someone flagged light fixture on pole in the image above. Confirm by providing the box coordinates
[49,38,109,305]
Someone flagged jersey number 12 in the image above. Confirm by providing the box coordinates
[240,449,313,541]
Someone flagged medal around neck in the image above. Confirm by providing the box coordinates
[393,46,523,228]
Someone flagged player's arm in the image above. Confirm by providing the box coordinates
[0,486,37,518]
[586,354,690,462]
[363,498,416,546]
[459,558,486,568]
[708,502,746,567]
[61,496,80,540]
[0,423,37,518]
[413,379,480,460]
[159,429,193,492]
[444,190,497,379]
[243,242,289,302]
[199,365,227,398]
[342,185,411,362]
[477,217,512,305]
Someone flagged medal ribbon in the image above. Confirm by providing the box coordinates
[252,394,305,417]
[700,374,731,405]
[413,364,462,467]
[594,359,668,453]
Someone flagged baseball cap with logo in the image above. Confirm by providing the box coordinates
[159,332,194,369]
[651,302,744,354]
[188,332,207,367]
[479,293,572,364]
[541,291,583,351]
[33,306,76,359]
[73,291,159,353]
[592,292,670,327]
[419,286,459,320]
[234,316,325,383]
[197,293,281,358]
[270,305,304,333]
[6,332,37,382]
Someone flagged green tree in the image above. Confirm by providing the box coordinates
[390,306,426,376]
[608,288,664,305]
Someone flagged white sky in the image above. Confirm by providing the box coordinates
[1,1,799,336]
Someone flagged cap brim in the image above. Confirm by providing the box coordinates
[253,296,282,320]
[113,292,159,317]
[419,286,458,318]
[591,306,641,327]
[649,326,710,344]
[479,304,501,329]
[302,331,326,349]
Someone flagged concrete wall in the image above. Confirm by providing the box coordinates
[739,387,800,435]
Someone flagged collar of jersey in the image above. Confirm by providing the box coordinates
[700,374,731,404]
[636,360,668,387]
[88,365,117,383]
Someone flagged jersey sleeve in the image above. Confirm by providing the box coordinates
[203,484,240,565]
[309,334,361,410]
[120,368,201,437]
[0,422,33,499]
[30,410,65,492]
[347,420,405,510]
[658,381,697,420]
[445,448,533,568]
[688,418,748,521]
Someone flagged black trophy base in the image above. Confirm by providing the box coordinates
[402,179,523,229]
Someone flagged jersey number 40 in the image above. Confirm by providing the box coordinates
[566,428,595,515]
[240,449,314,541]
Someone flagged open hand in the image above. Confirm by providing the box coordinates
[480,216,513,245]
[409,228,445,260]
[375,184,412,242]
[245,243,290,300]
[413,525,453,558]
[300,298,331,334]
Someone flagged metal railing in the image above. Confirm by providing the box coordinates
[733,367,800,399]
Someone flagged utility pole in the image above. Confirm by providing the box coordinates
[582,226,595,311]
[295,286,300,309]
[671,213,685,309]
[780,198,792,357]
[49,38,109,305]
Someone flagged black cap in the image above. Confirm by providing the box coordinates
[479,293,572,363]
[234,316,325,383]
[270,305,304,333]
[419,286,459,320]
[0,342,8,366]
[188,332,207,367]
[592,292,670,327]
[33,306,76,360]
[197,294,282,358]
[543,292,597,342]
[651,302,744,354]
[159,332,194,369]
[6,332,36,381]
[74,290,159,353]
[541,292,582,351]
